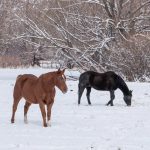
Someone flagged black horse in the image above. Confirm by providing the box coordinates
[78,71,132,106]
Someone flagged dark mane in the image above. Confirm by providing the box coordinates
[115,74,130,95]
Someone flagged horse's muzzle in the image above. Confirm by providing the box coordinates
[127,104,131,106]
[63,88,68,94]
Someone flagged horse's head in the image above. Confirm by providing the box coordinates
[124,90,132,106]
[55,68,68,94]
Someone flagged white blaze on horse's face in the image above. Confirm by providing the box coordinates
[56,70,68,94]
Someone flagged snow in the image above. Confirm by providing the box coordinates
[0,68,150,150]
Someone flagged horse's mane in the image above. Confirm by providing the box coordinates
[116,74,130,95]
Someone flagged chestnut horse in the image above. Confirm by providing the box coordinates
[11,69,67,127]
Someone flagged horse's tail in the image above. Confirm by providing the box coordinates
[16,75,22,81]
[14,75,28,90]
[13,75,27,100]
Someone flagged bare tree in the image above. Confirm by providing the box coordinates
[0,0,150,80]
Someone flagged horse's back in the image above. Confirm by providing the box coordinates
[79,71,95,86]
[14,74,37,93]
[17,74,37,80]
[16,74,37,86]
[79,71,120,90]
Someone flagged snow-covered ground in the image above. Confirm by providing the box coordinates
[0,68,150,150]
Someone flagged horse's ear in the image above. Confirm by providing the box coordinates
[130,90,133,95]
[57,68,61,74]
[62,68,66,74]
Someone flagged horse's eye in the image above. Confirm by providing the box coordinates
[58,77,63,81]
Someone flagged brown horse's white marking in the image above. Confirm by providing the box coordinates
[11,69,68,127]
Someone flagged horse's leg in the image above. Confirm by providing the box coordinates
[39,101,47,127]
[110,90,115,106]
[86,87,92,105]
[11,90,22,123]
[11,97,21,123]
[47,100,54,127]
[78,84,85,105]
[24,101,31,124]
[106,90,115,106]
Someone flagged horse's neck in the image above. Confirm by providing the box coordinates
[40,73,55,91]
[118,82,130,96]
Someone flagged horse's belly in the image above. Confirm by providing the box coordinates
[23,94,38,104]
[92,86,106,91]
[92,85,117,91]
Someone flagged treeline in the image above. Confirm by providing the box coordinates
[0,0,150,81]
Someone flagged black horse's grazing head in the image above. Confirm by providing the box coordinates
[124,90,132,106]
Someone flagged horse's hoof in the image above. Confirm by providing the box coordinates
[43,123,48,127]
[24,120,28,124]
[11,120,14,123]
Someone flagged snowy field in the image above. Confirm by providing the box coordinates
[0,68,150,150]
